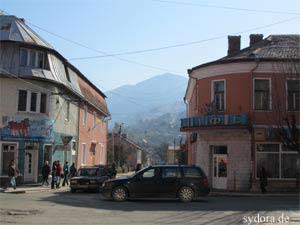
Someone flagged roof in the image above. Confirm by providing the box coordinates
[0,15,53,49]
[190,35,300,72]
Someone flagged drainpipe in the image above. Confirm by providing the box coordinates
[249,58,260,190]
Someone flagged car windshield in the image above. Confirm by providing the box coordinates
[78,168,97,177]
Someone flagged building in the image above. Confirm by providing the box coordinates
[107,133,142,171]
[0,15,110,184]
[181,34,300,191]
[167,145,180,164]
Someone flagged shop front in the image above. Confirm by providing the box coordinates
[0,116,54,184]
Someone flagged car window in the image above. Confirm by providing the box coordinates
[78,169,97,177]
[183,167,203,178]
[142,169,155,178]
[162,167,180,178]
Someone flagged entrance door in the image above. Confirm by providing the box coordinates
[212,154,228,189]
[1,144,17,175]
[24,147,38,183]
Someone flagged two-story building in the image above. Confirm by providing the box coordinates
[181,34,299,192]
[0,15,110,184]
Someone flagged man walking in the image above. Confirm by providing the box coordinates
[8,160,18,189]
[56,160,62,188]
[69,163,77,178]
[41,161,50,186]
[62,161,69,186]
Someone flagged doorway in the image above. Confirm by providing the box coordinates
[1,143,17,175]
[212,146,228,189]
[24,144,39,183]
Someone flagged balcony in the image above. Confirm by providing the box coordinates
[181,114,248,130]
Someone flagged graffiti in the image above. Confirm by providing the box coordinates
[0,116,54,141]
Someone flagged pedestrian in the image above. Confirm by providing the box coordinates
[110,162,117,179]
[135,163,142,173]
[51,161,57,189]
[260,167,268,194]
[62,161,69,186]
[69,163,77,178]
[41,161,50,186]
[8,160,18,189]
[56,160,62,188]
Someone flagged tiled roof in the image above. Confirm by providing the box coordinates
[222,35,300,60]
[190,35,300,71]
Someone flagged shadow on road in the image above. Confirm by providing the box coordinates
[39,191,300,212]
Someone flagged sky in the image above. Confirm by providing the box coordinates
[1,0,300,91]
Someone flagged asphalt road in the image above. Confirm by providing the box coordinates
[0,191,299,225]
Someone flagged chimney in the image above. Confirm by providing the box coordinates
[249,34,263,47]
[227,35,241,56]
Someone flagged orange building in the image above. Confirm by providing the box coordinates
[77,75,110,167]
[181,34,299,192]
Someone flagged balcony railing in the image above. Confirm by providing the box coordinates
[181,114,248,129]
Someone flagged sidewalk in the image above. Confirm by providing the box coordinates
[0,184,69,194]
[210,191,300,197]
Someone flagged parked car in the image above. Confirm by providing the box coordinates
[70,166,110,193]
[102,165,210,202]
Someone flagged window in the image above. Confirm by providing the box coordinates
[90,143,96,156]
[82,144,86,165]
[287,80,300,111]
[20,49,27,66]
[162,167,180,178]
[142,169,155,178]
[30,92,37,112]
[256,143,298,179]
[183,167,203,178]
[93,112,97,128]
[40,93,47,113]
[66,102,70,121]
[254,79,271,110]
[83,106,87,125]
[100,144,104,164]
[19,48,44,68]
[212,80,225,111]
[18,90,27,111]
[18,90,47,113]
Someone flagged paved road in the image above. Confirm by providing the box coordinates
[0,191,299,225]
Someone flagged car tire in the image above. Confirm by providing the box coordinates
[178,186,194,203]
[112,186,127,202]
[71,188,76,193]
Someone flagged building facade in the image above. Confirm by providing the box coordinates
[0,15,110,184]
[181,34,300,192]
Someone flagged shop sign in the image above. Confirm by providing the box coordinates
[254,128,266,141]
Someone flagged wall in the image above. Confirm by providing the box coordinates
[77,76,108,168]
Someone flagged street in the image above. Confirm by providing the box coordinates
[0,191,299,225]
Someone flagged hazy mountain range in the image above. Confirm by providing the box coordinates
[106,73,188,127]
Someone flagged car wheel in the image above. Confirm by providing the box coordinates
[71,188,76,193]
[178,186,194,203]
[112,186,127,202]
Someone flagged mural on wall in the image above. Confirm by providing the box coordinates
[0,116,54,141]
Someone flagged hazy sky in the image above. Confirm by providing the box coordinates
[2,0,300,90]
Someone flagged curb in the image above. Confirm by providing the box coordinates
[210,192,300,197]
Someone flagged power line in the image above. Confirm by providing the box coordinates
[149,0,300,16]
[69,15,300,60]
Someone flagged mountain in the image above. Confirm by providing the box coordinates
[106,73,188,125]
[106,73,188,155]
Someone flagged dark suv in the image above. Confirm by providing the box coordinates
[102,165,209,202]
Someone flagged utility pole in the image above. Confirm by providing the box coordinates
[173,137,176,164]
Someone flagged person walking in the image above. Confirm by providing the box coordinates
[110,162,117,179]
[62,161,69,186]
[41,161,50,186]
[51,161,57,189]
[260,167,268,194]
[69,163,77,178]
[8,160,18,189]
[135,163,142,173]
[56,160,62,188]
